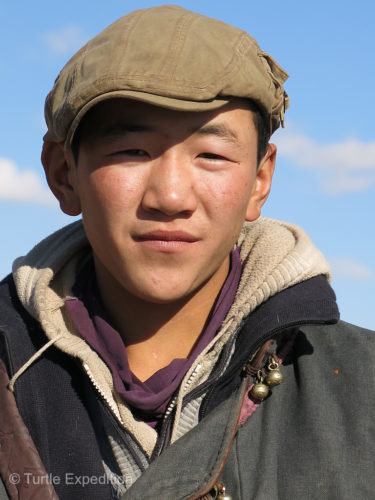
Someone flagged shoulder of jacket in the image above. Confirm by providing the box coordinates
[0,274,42,377]
[301,320,375,338]
[0,274,13,296]
[295,320,375,370]
[0,275,29,327]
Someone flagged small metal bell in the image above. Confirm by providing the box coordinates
[250,371,269,401]
[250,382,270,400]
[266,369,283,387]
[265,357,283,387]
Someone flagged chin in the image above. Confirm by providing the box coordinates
[137,290,192,305]
[130,280,198,306]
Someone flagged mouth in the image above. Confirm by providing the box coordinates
[133,230,199,251]
[135,230,198,242]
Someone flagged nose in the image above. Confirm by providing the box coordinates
[141,151,198,217]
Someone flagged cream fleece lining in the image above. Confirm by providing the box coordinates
[12,217,330,454]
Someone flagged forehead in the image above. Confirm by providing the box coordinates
[75,98,257,146]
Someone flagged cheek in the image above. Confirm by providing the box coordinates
[202,173,254,215]
[83,167,142,214]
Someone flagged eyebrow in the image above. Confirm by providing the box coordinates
[100,123,154,140]
[192,123,240,145]
[99,121,240,145]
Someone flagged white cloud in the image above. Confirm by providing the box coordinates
[276,134,375,170]
[329,257,373,282]
[275,131,375,194]
[0,158,55,205]
[43,25,88,55]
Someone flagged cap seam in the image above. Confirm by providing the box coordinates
[160,10,194,79]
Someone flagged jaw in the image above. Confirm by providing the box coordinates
[94,246,230,305]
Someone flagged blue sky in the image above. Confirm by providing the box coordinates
[1,0,374,329]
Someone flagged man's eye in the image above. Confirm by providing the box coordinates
[199,152,227,160]
[113,149,148,157]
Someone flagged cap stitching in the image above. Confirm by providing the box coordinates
[160,11,194,79]
[116,8,152,65]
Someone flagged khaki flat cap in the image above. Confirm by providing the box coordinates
[44,5,289,146]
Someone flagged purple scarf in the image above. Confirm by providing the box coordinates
[65,249,241,429]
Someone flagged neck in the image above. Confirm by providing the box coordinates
[95,257,230,381]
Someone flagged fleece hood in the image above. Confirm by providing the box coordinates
[11,217,331,453]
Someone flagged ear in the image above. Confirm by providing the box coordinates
[41,142,81,216]
[245,143,276,222]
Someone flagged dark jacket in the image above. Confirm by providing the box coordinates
[1,270,375,500]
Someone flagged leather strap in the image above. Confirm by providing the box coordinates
[0,359,58,500]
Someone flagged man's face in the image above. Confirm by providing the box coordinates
[63,99,275,304]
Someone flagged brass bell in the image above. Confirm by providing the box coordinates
[266,369,283,387]
[250,382,270,400]
[266,357,283,387]
[250,371,270,400]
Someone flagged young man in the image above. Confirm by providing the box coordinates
[0,5,374,499]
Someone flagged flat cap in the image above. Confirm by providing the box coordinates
[44,5,289,146]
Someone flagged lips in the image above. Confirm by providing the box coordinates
[133,230,199,252]
[134,230,199,243]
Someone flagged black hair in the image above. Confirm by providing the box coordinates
[247,101,270,166]
[71,125,83,162]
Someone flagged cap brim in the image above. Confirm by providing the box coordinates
[65,90,231,148]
